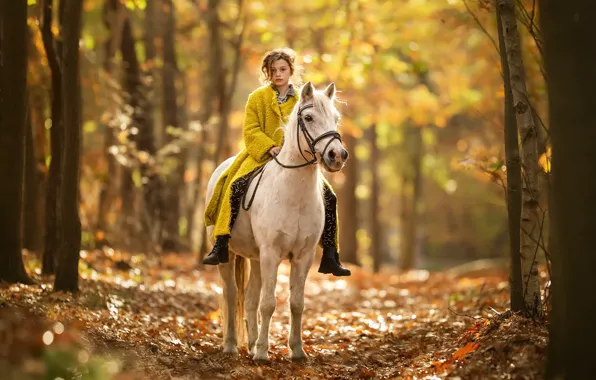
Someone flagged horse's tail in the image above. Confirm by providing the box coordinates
[234,255,248,346]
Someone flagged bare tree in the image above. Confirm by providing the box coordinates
[118,3,144,242]
[140,0,164,250]
[498,0,542,318]
[399,123,423,271]
[369,124,383,273]
[160,0,182,252]
[40,0,65,274]
[97,0,126,234]
[496,3,525,314]
[0,0,34,284]
[542,0,596,376]
[23,107,42,252]
[54,0,83,293]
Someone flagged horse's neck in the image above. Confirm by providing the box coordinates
[269,162,321,197]
[277,117,313,167]
[273,124,321,189]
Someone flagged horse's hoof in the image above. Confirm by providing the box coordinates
[223,344,238,354]
[252,351,269,363]
[248,345,256,358]
[291,348,307,362]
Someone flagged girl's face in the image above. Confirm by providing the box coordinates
[270,59,292,87]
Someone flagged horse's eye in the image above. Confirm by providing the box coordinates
[304,115,313,122]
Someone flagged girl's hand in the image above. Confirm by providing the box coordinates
[269,147,281,157]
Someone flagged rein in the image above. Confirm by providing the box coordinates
[242,103,342,211]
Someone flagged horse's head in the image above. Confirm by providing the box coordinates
[296,82,349,173]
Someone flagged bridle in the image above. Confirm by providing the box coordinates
[242,103,343,211]
[273,103,342,169]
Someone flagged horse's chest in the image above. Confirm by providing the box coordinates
[258,187,325,252]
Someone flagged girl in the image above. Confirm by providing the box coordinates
[203,48,350,277]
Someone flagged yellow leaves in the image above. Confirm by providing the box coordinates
[124,0,146,10]
[539,146,552,173]
[434,113,447,128]
[384,55,410,75]
[339,118,363,138]
[357,42,377,56]
[408,85,440,125]
[206,310,220,323]
[383,108,408,127]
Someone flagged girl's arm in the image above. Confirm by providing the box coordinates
[243,95,277,162]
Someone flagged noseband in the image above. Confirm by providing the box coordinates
[273,103,342,169]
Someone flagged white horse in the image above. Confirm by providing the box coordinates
[205,82,348,362]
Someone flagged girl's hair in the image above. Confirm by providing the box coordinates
[259,47,304,87]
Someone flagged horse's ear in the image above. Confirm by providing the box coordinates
[300,81,314,101]
[323,82,336,100]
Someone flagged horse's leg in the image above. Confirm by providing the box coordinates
[245,258,261,357]
[253,251,281,362]
[289,252,314,361]
[218,254,238,354]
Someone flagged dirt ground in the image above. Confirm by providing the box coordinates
[0,251,548,379]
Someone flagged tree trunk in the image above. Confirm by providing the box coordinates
[54,0,83,293]
[498,0,542,319]
[545,171,563,378]
[161,0,181,251]
[399,176,411,268]
[0,0,34,284]
[119,12,142,240]
[400,124,423,271]
[369,124,382,273]
[338,132,359,265]
[40,0,65,275]
[542,0,596,377]
[23,108,42,252]
[97,0,125,233]
[28,93,48,255]
[24,25,46,254]
[139,0,163,250]
[496,4,526,314]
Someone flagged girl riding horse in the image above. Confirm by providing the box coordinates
[203,47,350,277]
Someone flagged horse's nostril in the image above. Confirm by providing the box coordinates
[328,150,336,160]
[341,149,349,160]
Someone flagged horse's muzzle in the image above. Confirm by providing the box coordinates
[322,147,348,172]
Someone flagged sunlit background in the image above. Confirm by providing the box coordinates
[25,0,548,271]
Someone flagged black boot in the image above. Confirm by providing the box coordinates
[202,236,230,265]
[318,246,351,276]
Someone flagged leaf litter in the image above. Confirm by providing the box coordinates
[0,250,548,379]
